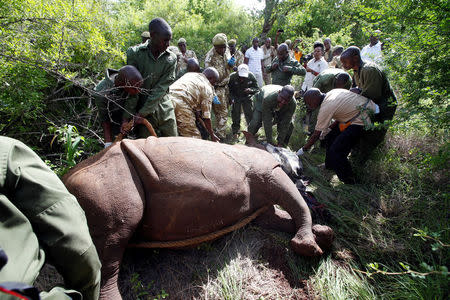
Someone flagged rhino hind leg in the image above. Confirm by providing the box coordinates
[265,167,324,256]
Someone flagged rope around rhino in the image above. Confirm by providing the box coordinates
[127,205,270,249]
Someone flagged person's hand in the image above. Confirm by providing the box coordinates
[306,67,313,73]
[212,95,221,104]
[228,56,236,67]
[104,142,112,148]
[272,63,279,70]
[120,120,131,135]
[282,66,292,72]
[296,147,304,156]
[244,88,252,94]
[229,98,235,105]
[211,133,221,142]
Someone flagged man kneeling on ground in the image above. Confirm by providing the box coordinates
[169,67,221,142]
[297,88,379,184]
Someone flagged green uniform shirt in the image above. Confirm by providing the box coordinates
[254,84,296,144]
[266,55,306,86]
[353,61,395,112]
[228,71,260,103]
[0,137,101,300]
[313,68,352,93]
[126,40,177,117]
[94,69,137,121]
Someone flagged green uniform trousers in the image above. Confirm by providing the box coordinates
[231,99,253,134]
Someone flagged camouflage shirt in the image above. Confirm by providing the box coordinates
[204,46,233,87]
[176,49,198,74]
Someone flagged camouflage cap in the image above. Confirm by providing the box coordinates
[212,33,227,46]
[178,38,186,44]
[228,39,237,46]
[141,31,150,38]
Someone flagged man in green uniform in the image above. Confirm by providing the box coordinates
[340,46,397,157]
[302,68,353,134]
[204,33,234,139]
[228,64,260,136]
[248,84,296,147]
[94,65,143,147]
[126,17,178,137]
[0,136,101,300]
[266,43,306,86]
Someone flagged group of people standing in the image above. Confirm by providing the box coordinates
[94,17,396,184]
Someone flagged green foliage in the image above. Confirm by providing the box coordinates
[130,272,169,300]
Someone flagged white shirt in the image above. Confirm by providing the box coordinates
[302,57,328,91]
[245,47,264,74]
[361,41,382,64]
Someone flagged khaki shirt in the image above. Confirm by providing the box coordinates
[126,40,177,117]
[254,84,296,144]
[0,137,101,300]
[324,49,333,63]
[261,44,276,66]
[233,50,245,67]
[315,89,376,131]
[266,55,306,86]
[313,68,352,93]
[204,46,233,87]
[176,49,197,74]
[329,55,343,69]
[169,72,215,119]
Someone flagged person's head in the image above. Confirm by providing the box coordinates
[228,39,237,54]
[277,43,289,62]
[186,58,200,73]
[277,85,295,108]
[148,18,172,53]
[332,45,344,57]
[237,64,249,81]
[370,30,381,46]
[335,73,351,89]
[212,33,227,56]
[115,65,143,95]
[252,37,259,49]
[141,31,150,44]
[303,88,324,110]
[177,38,187,53]
[241,44,248,54]
[313,42,324,60]
[203,67,220,86]
[324,38,332,51]
[340,46,362,70]
[265,37,272,47]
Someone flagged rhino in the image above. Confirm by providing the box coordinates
[63,137,333,299]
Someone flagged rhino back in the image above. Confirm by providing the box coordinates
[121,137,279,241]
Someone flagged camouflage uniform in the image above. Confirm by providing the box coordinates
[0,136,101,300]
[204,46,233,138]
[261,44,276,84]
[248,84,296,146]
[329,55,343,69]
[233,50,245,68]
[126,40,178,137]
[266,55,306,86]
[324,48,333,63]
[169,72,215,138]
[228,71,260,134]
[176,49,197,76]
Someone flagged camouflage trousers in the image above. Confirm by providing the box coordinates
[212,86,229,138]
[171,96,202,139]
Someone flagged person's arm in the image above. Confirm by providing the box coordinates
[203,118,220,142]
[284,59,306,75]
[276,101,296,145]
[262,97,275,144]
[247,73,260,95]
[4,139,101,300]
[302,130,322,151]
[244,57,249,65]
[266,57,277,73]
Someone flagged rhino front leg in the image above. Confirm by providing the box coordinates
[266,167,323,256]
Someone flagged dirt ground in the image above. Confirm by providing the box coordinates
[36,225,320,299]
